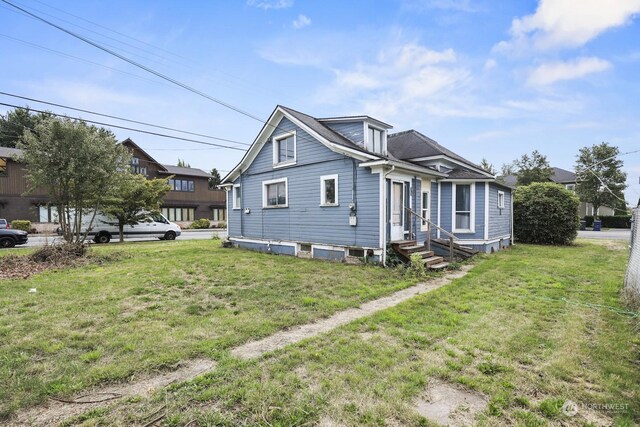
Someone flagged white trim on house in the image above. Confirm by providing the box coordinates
[319,115,392,129]
[484,182,489,240]
[454,234,511,245]
[379,171,386,264]
[452,182,476,234]
[319,174,339,206]
[364,123,387,155]
[360,159,447,179]
[262,177,289,208]
[408,155,494,178]
[498,190,505,209]
[232,184,241,209]
[437,181,441,239]
[272,130,296,168]
[420,180,430,232]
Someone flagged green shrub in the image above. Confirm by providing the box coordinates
[216,221,227,229]
[406,253,427,278]
[10,220,31,232]
[514,183,579,245]
[189,218,210,229]
[582,215,631,229]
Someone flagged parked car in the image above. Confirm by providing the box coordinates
[0,219,8,229]
[0,228,28,248]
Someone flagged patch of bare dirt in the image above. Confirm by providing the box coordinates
[9,359,215,427]
[231,265,473,359]
[414,381,487,426]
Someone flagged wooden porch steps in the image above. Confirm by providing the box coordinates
[391,240,449,270]
[431,238,479,260]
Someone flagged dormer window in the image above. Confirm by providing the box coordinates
[273,131,296,167]
[367,126,385,155]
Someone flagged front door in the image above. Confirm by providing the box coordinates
[391,181,405,241]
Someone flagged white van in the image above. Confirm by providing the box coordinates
[56,211,181,243]
[88,212,181,244]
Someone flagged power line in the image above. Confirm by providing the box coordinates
[0,102,247,151]
[1,0,267,125]
[0,92,251,146]
[0,33,166,87]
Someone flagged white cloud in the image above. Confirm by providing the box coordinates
[246,0,293,10]
[483,58,497,70]
[292,14,311,29]
[527,57,611,86]
[496,0,640,53]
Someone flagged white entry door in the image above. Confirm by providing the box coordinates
[391,181,405,241]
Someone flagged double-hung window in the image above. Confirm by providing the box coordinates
[263,178,288,208]
[320,175,338,206]
[273,132,296,167]
[367,126,384,154]
[233,184,241,209]
[453,183,475,233]
[497,190,505,209]
[420,190,430,231]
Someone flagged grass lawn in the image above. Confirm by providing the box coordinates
[72,241,640,426]
[0,240,416,420]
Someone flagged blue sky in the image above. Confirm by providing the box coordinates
[1,0,639,203]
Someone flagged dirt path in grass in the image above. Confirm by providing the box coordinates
[232,265,473,359]
[10,360,215,426]
[10,266,472,426]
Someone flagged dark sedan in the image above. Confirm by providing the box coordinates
[0,229,28,248]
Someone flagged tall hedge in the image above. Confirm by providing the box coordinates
[514,183,580,245]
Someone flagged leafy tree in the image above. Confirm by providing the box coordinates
[209,168,221,189]
[177,158,191,168]
[480,158,496,175]
[500,163,516,177]
[514,182,580,245]
[0,107,50,148]
[514,150,553,186]
[102,173,171,242]
[575,142,627,218]
[19,116,131,243]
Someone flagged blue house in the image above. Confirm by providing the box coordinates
[221,106,512,265]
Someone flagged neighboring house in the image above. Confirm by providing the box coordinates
[0,140,227,225]
[501,167,615,217]
[220,106,513,264]
[122,139,226,223]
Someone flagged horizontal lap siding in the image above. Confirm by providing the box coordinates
[489,183,512,238]
[229,117,380,248]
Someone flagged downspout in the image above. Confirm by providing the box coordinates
[510,188,514,246]
[382,165,396,266]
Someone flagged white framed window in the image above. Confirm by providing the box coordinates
[366,126,385,154]
[320,174,339,206]
[420,190,430,231]
[272,131,296,167]
[565,184,575,191]
[263,178,288,208]
[497,190,505,209]
[233,184,241,209]
[452,182,475,233]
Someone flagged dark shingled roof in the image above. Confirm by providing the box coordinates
[551,167,576,183]
[279,106,367,152]
[446,169,492,180]
[160,164,211,178]
[387,130,485,172]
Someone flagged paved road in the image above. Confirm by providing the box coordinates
[14,229,227,248]
[577,229,631,240]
